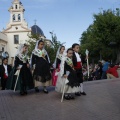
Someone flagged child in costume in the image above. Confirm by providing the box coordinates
[0,57,12,90]
[72,43,87,96]
[52,46,65,86]
[31,40,51,93]
[56,48,80,100]
[6,44,34,95]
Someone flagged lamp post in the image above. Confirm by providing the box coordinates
[109,42,117,64]
[99,48,102,61]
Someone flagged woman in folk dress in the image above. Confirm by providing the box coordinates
[6,44,34,95]
[31,40,52,93]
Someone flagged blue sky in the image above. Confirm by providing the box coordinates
[0,0,120,47]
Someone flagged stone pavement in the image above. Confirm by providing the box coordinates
[0,79,120,120]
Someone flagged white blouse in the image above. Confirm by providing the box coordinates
[75,52,81,62]
[3,64,8,76]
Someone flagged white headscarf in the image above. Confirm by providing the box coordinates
[16,44,28,56]
[53,43,66,69]
[60,49,67,77]
[31,39,50,64]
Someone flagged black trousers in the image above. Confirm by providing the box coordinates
[75,68,83,83]
[1,78,8,90]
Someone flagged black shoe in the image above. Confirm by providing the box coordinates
[69,95,75,100]
[81,92,86,95]
[35,88,39,92]
[75,92,81,96]
[1,88,5,90]
[24,91,28,95]
[43,89,48,94]
[20,92,25,95]
[64,95,71,100]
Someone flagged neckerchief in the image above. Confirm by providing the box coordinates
[66,57,74,68]
[16,54,28,63]
[32,49,46,59]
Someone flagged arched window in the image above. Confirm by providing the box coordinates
[16,5,18,9]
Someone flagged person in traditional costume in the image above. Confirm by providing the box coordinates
[6,44,34,95]
[52,46,65,86]
[31,40,51,93]
[56,48,80,100]
[0,55,12,90]
[72,43,87,96]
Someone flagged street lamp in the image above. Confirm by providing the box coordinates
[109,42,117,63]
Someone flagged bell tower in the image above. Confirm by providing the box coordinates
[10,0,24,23]
[6,0,28,29]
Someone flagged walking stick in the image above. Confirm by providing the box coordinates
[85,49,89,79]
[14,70,20,92]
[61,78,67,102]
[61,71,69,102]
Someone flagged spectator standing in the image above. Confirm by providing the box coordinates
[101,59,110,79]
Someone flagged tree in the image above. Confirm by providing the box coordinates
[45,33,61,64]
[26,34,40,57]
[80,9,120,63]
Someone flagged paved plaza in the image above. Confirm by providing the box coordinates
[0,79,120,120]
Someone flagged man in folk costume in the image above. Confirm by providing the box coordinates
[72,43,87,96]
[0,57,12,90]
[31,40,52,93]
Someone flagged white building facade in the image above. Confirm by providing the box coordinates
[2,0,31,64]
[1,0,52,65]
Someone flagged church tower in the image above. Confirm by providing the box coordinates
[7,0,28,28]
[2,0,31,64]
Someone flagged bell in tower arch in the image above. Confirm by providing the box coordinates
[18,14,21,21]
[13,14,15,21]
[15,5,18,9]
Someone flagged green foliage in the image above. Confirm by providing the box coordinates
[80,9,120,63]
[45,34,61,64]
[26,34,39,57]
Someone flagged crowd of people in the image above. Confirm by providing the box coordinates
[83,60,120,81]
[0,40,87,101]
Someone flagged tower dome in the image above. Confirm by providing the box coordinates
[31,25,44,36]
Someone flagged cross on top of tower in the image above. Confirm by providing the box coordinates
[34,20,37,25]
